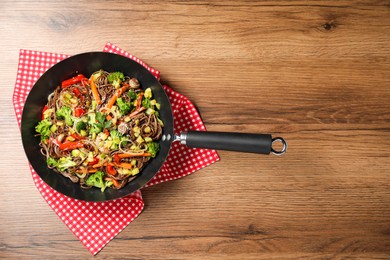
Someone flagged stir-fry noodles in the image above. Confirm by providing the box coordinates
[35,70,164,191]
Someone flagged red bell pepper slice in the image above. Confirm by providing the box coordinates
[51,138,84,151]
[106,163,117,176]
[59,141,84,151]
[42,105,48,120]
[61,74,87,88]
[88,157,99,166]
[73,88,81,97]
[74,107,85,117]
[70,133,84,140]
[113,154,121,164]
[80,78,89,87]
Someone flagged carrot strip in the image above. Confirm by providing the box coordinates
[113,162,134,169]
[128,106,146,118]
[117,152,151,158]
[135,92,144,110]
[76,168,98,173]
[106,84,131,110]
[89,77,101,104]
[92,162,105,168]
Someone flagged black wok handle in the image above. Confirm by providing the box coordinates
[179,131,287,155]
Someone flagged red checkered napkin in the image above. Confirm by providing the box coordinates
[12,43,219,255]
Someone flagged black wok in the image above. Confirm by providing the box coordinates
[21,52,286,202]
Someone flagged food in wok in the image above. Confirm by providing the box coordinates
[35,70,164,191]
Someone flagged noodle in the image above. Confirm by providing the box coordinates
[35,70,163,191]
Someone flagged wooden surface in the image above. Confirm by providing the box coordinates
[1,0,389,259]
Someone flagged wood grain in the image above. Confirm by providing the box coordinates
[0,0,389,259]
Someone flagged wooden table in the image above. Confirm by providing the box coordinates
[1,1,389,259]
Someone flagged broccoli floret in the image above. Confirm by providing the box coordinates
[56,105,73,126]
[147,142,159,158]
[107,72,125,89]
[109,130,123,150]
[116,97,132,115]
[47,157,57,167]
[35,119,52,141]
[86,171,104,188]
[89,123,103,134]
[141,98,151,109]
[75,121,87,133]
[47,157,76,171]
[86,171,112,192]
[128,89,137,100]
[87,113,101,134]
[57,157,77,171]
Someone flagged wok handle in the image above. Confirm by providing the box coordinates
[180,131,287,155]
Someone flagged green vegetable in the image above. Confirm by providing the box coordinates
[43,108,54,120]
[157,118,164,127]
[146,108,155,115]
[75,121,87,133]
[88,112,96,124]
[86,171,104,190]
[88,113,101,134]
[50,124,57,133]
[147,142,159,158]
[131,168,140,175]
[128,89,137,100]
[109,130,122,150]
[47,157,57,167]
[56,105,73,126]
[95,111,105,124]
[89,100,97,112]
[107,72,125,89]
[144,88,152,99]
[116,97,132,115]
[88,112,112,134]
[86,171,112,192]
[104,181,113,190]
[80,130,87,137]
[91,71,102,81]
[141,98,151,109]
[71,149,80,157]
[96,112,112,129]
[47,157,77,171]
[35,119,52,141]
[89,123,102,134]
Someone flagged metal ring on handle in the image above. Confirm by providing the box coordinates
[271,137,287,155]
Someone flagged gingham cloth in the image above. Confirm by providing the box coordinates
[12,43,219,255]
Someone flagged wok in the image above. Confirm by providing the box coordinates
[21,52,287,202]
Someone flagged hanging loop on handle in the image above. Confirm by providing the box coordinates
[271,137,287,155]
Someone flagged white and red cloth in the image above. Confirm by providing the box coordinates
[12,43,219,255]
